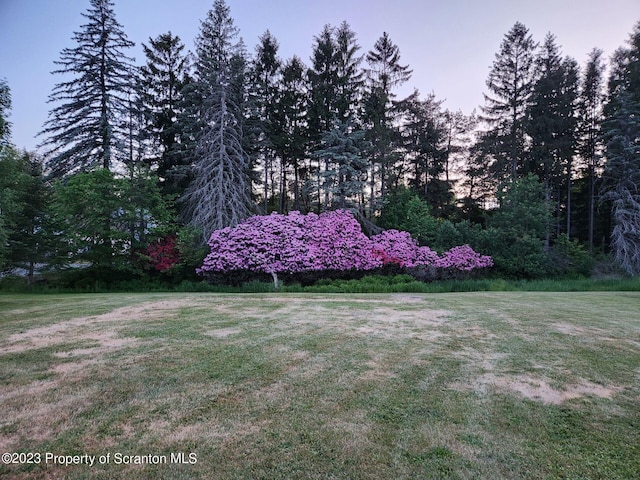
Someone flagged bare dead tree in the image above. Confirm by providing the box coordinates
[182,85,252,242]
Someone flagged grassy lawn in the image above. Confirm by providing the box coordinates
[0,292,638,479]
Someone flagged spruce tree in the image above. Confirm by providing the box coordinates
[479,22,537,183]
[2,152,51,282]
[0,79,11,148]
[307,22,364,212]
[39,0,135,177]
[139,32,190,195]
[251,30,282,213]
[578,48,605,251]
[314,118,368,210]
[398,91,448,204]
[274,56,309,211]
[525,34,579,243]
[181,0,252,241]
[602,22,640,275]
[363,32,412,215]
[334,21,364,122]
[308,25,339,137]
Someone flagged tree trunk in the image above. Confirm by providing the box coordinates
[566,172,571,239]
[264,157,269,214]
[27,261,35,286]
[588,161,595,252]
[545,175,551,251]
[293,163,300,211]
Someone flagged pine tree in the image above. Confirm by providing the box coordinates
[363,32,412,215]
[38,0,135,176]
[274,56,309,212]
[139,32,190,195]
[0,78,11,149]
[181,0,252,241]
[479,22,537,183]
[602,22,640,275]
[251,30,282,213]
[578,48,606,251]
[525,34,579,244]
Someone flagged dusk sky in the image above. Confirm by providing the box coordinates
[1,0,638,152]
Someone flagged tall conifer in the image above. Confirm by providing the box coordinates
[602,22,640,274]
[479,22,537,183]
[39,0,135,177]
[181,0,252,240]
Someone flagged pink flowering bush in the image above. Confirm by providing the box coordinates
[198,210,379,288]
[301,211,380,271]
[370,230,440,268]
[371,230,417,266]
[198,209,492,288]
[198,212,308,277]
[435,244,494,271]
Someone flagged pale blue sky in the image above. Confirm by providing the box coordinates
[0,0,638,152]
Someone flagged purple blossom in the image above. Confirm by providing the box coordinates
[435,244,494,271]
[198,210,493,278]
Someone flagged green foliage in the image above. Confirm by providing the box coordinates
[378,187,439,246]
[492,174,550,237]
[0,147,20,268]
[377,180,567,279]
[0,78,11,146]
[433,219,463,252]
[51,169,175,270]
[39,0,135,176]
[546,234,595,277]
[0,148,51,276]
[486,174,551,277]
[51,170,123,268]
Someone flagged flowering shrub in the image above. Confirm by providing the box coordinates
[371,230,441,267]
[435,244,494,271]
[300,211,380,271]
[145,235,180,271]
[198,210,492,288]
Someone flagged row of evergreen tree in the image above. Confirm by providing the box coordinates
[1,0,640,281]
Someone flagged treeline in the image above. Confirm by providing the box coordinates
[1,0,639,287]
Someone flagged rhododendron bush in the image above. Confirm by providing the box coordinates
[145,235,180,272]
[198,210,492,288]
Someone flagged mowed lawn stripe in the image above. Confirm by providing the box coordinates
[0,292,638,479]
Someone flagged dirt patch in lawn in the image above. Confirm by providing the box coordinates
[204,327,242,338]
[456,373,623,405]
[0,299,199,451]
[2,299,191,354]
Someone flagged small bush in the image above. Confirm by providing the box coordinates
[546,235,595,278]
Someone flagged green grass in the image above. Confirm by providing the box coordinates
[3,273,640,294]
[0,292,638,479]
